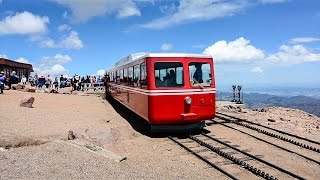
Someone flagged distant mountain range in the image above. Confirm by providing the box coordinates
[217,91,320,117]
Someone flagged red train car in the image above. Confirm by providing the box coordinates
[106,53,216,131]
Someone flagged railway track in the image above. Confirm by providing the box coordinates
[169,134,305,179]
[210,112,320,165]
[216,112,320,152]
[169,112,319,179]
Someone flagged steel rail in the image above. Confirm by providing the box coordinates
[201,133,306,180]
[168,136,238,180]
[215,114,320,153]
[189,135,278,180]
[209,120,320,165]
[216,112,320,145]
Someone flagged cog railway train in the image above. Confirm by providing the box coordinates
[106,53,216,131]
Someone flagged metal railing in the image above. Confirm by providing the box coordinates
[82,83,105,91]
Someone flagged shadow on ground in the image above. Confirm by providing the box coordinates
[104,93,203,138]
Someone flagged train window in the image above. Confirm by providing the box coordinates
[134,65,140,86]
[128,66,133,85]
[189,62,212,87]
[140,63,147,86]
[154,62,184,88]
[119,69,123,82]
[116,70,120,84]
[123,68,128,82]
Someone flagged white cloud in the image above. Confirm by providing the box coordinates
[138,0,248,29]
[289,37,320,44]
[260,0,289,4]
[203,37,265,63]
[63,11,68,19]
[0,11,49,35]
[34,54,72,77]
[266,44,320,64]
[55,0,142,22]
[160,43,173,51]
[250,67,263,73]
[40,38,56,48]
[159,3,177,15]
[58,24,71,32]
[96,69,106,76]
[203,37,320,65]
[15,57,30,64]
[40,31,84,49]
[60,31,84,49]
[35,64,68,77]
[41,54,72,65]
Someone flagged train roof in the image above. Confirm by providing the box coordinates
[113,52,212,68]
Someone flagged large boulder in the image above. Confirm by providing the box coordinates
[20,95,35,108]
[58,87,73,94]
[12,83,25,90]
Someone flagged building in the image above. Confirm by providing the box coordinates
[0,58,33,79]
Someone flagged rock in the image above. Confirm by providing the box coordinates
[25,87,36,92]
[279,117,287,121]
[58,87,73,94]
[20,95,35,108]
[68,130,76,140]
[267,118,276,122]
[259,108,268,112]
[44,88,57,93]
[12,83,25,90]
[44,88,51,93]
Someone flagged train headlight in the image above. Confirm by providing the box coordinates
[185,96,192,105]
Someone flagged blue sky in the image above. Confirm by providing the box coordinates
[0,0,319,89]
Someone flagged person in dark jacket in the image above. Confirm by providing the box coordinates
[0,71,7,94]
[193,63,203,83]
[9,71,19,89]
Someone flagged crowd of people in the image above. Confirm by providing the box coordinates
[0,71,105,92]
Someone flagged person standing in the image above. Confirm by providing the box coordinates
[21,75,27,85]
[0,71,7,94]
[53,77,59,91]
[28,75,34,86]
[46,75,52,88]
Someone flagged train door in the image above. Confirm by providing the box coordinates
[188,61,214,106]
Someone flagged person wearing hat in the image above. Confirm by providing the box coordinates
[9,71,19,89]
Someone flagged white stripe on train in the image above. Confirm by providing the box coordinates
[109,84,216,96]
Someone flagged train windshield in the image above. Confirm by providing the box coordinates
[189,62,212,87]
[154,62,184,88]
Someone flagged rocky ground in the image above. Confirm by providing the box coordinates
[0,89,319,179]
